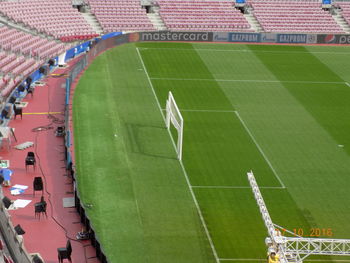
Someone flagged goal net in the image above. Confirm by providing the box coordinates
[166,92,183,160]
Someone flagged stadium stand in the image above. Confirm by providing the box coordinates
[250,0,344,33]
[0,0,98,41]
[87,0,155,32]
[157,0,252,32]
[0,24,72,93]
[338,1,350,26]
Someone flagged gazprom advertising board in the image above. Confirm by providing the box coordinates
[228,33,261,42]
[277,34,307,44]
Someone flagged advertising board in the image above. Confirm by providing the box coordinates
[261,33,277,43]
[277,34,307,44]
[317,34,350,44]
[140,31,213,42]
[229,32,261,42]
[213,32,229,42]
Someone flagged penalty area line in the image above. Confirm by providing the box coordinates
[161,108,236,113]
[139,47,350,55]
[191,185,285,189]
[234,111,286,189]
[305,260,350,262]
[136,47,221,263]
[219,259,350,262]
[151,77,346,85]
[219,258,265,262]
[346,82,350,87]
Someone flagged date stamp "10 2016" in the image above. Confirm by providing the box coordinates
[275,228,333,237]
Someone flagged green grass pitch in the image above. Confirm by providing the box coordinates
[73,42,350,263]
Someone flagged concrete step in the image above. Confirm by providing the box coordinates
[147,13,167,31]
[332,11,350,33]
[244,13,262,32]
[81,11,104,34]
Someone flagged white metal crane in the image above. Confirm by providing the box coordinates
[247,171,350,263]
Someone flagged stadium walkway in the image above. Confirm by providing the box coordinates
[0,57,99,263]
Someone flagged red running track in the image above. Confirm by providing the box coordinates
[1,57,99,263]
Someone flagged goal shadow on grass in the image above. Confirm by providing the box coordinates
[125,122,178,160]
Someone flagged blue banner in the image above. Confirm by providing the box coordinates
[65,78,70,106]
[65,41,91,62]
[66,130,71,148]
[277,34,307,44]
[30,69,42,83]
[101,32,122,40]
[229,33,261,43]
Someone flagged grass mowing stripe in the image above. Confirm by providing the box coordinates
[219,260,350,263]
[234,111,285,188]
[217,80,350,239]
[75,42,350,262]
[248,44,350,174]
[219,260,350,262]
[140,43,280,187]
[191,186,285,189]
[182,111,281,187]
[104,50,146,230]
[74,51,147,262]
[75,44,215,263]
[162,109,237,113]
[140,47,350,55]
[219,259,264,261]
[150,77,345,85]
[139,43,289,259]
[136,46,221,263]
[193,43,340,261]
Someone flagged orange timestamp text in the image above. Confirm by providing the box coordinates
[275,228,333,237]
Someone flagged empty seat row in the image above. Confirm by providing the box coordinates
[88,0,155,32]
[251,0,344,33]
[0,0,97,39]
[158,0,251,32]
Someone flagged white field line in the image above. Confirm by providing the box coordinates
[219,259,350,262]
[346,82,350,87]
[234,111,286,189]
[151,77,345,85]
[161,108,236,113]
[139,47,350,55]
[105,55,144,227]
[192,185,285,189]
[305,260,350,262]
[136,47,220,263]
[219,259,264,262]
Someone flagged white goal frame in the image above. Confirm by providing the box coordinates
[165,91,183,160]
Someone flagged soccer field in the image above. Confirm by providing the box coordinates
[73,42,350,263]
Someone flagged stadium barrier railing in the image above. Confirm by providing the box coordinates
[0,188,35,262]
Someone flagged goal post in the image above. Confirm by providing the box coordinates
[166,91,183,160]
